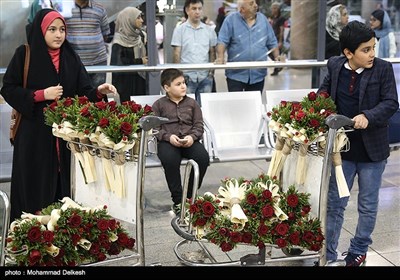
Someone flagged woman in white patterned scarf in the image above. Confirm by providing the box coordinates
[325,4,349,59]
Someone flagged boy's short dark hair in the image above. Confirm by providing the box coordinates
[339,21,375,54]
[161,68,184,87]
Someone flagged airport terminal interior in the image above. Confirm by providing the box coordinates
[0,0,399,267]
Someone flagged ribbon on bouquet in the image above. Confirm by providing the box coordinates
[332,130,350,198]
[218,179,248,228]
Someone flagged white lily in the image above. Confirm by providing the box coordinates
[109,232,118,242]
[60,197,91,212]
[45,244,60,257]
[21,212,51,225]
[77,238,92,250]
[218,179,248,227]
[47,209,61,231]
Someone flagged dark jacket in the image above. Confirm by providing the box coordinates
[0,9,101,221]
[318,55,399,161]
[110,43,147,102]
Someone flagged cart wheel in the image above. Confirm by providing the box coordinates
[281,247,304,256]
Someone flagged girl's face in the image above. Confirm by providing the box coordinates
[340,8,349,25]
[44,18,65,49]
[134,14,144,29]
[369,16,381,30]
[164,76,187,101]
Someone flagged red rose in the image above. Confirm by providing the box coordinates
[275,223,290,236]
[241,232,253,243]
[257,224,269,236]
[117,232,129,246]
[275,238,287,248]
[220,241,233,252]
[97,219,109,231]
[27,226,42,242]
[261,205,274,218]
[28,250,42,265]
[289,232,301,245]
[126,238,135,249]
[42,230,54,243]
[63,97,73,107]
[246,193,258,205]
[97,252,107,261]
[78,96,89,105]
[120,122,133,136]
[202,201,215,217]
[308,91,317,101]
[95,101,108,110]
[218,227,229,237]
[196,218,207,227]
[262,189,272,200]
[287,194,299,208]
[230,231,242,243]
[302,231,315,244]
[130,103,142,113]
[143,104,152,115]
[68,214,82,228]
[79,106,90,117]
[309,118,320,128]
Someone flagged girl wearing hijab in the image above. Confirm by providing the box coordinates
[110,7,148,102]
[0,9,116,221]
[325,4,349,59]
[370,9,397,58]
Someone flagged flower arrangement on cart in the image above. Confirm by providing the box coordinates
[266,91,350,197]
[187,174,324,254]
[5,197,135,266]
[43,97,153,198]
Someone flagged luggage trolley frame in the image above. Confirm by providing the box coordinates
[69,115,168,267]
[170,114,354,266]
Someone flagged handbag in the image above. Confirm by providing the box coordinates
[9,44,30,145]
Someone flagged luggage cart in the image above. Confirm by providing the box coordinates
[70,115,168,266]
[170,114,354,266]
[0,190,11,266]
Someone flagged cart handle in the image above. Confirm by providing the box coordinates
[139,116,169,131]
[325,114,355,130]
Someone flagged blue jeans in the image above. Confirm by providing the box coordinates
[226,77,264,92]
[326,159,386,261]
[186,75,213,106]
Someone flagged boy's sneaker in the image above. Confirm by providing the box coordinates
[343,252,366,266]
[171,203,181,215]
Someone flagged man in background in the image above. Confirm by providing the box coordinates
[65,0,110,87]
[216,0,278,92]
[171,0,217,106]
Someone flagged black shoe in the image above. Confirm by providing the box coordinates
[270,68,282,76]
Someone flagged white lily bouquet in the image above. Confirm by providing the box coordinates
[44,97,153,198]
[5,197,135,266]
[267,91,337,185]
[187,174,324,253]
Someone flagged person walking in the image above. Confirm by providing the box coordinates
[0,9,117,222]
[215,0,279,92]
[110,6,148,102]
[318,21,398,266]
[171,0,217,106]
